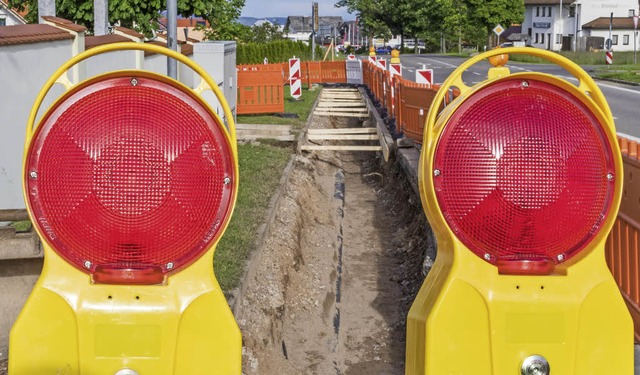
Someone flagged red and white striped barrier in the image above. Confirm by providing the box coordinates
[390,63,402,78]
[416,68,433,86]
[605,51,613,65]
[377,59,387,70]
[289,57,302,99]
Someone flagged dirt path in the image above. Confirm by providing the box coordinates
[237,116,430,374]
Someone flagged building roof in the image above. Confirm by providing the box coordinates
[113,26,144,39]
[524,0,575,4]
[0,24,74,46]
[84,34,131,49]
[583,17,636,30]
[0,0,28,23]
[42,16,87,33]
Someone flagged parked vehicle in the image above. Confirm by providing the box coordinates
[375,46,392,54]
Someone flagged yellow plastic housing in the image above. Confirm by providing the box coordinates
[406,48,633,374]
[10,43,241,375]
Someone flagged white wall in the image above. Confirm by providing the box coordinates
[0,39,74,210]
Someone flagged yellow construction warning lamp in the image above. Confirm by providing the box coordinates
[406,47,633,374]
[10,43,241,374]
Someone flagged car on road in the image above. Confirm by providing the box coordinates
[375,46,392,54]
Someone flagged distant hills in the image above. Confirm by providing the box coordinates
[238,17,288,27]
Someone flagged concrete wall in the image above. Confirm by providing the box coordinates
[0,39,74,211]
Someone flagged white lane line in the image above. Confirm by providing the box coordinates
[559,75,640,94]
[472,72,481,76]
[420,58,458,68]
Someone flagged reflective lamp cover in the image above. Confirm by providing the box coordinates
[433,78,615,275]
[25,74,236,284]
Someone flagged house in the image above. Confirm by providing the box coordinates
[582,17,637,51]
[0,0,27,26]
[522,0,638,51]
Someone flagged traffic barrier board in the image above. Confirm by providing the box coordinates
[289,57,302,99]
[416,69,433,85]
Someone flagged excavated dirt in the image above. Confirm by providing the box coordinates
[236,115,434,374]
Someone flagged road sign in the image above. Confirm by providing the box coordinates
[606,50,613,64]
[493,24,505,36]
[347,54,356,61]
[416,68,433,85]
[605,38,613,50]
[312,2,319,33]
[390,63,402,77]
[289,57,302,99]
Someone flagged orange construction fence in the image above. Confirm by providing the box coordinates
[237,69,284,115]
[606,136,640,341]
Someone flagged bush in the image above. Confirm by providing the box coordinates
[237,40,323,64]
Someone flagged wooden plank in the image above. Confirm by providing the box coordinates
[236,123,293,131]
[316,102,366,107]
[307,134,379,141]
[308,128,377,134]
[315,108,368,114]
[238,135,296,141]
[323,89,359,93]
[300,145,382,151]
[314,112,369,118]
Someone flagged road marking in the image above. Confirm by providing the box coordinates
[559,75,640,95]
[472,72,481,76]
[419,58,458,68]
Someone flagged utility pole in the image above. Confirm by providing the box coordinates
[167,0,177,79]
[312,2,318,61]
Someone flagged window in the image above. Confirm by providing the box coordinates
[556,34,561,44]
[535,33,539,43]
[629,9,635,17]
[548,7,552,17]
[541,33,545,44]
[624,34,630,45]
[536,7,540,17]
[613,35,618,45]
[0,17,5,26]
[569,7,575,17]
[542,7,546,17]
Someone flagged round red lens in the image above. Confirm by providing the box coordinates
[433,78,615,270]
[26,74,235,283]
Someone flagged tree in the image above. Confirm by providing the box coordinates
[8,0,245,38]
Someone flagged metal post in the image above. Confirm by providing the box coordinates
[37,0,55,23]
[635,30,638,65]
[559,0,562,50]
[167,0,178,79]
[93,0,109,36]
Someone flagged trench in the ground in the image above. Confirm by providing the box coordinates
[237,115,434,374]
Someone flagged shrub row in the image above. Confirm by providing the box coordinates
[237,40,324,64]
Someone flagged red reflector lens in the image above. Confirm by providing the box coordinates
[433,78,615,270]
[26,75,235,283]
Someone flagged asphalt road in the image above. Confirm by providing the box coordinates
[387,53,640,140]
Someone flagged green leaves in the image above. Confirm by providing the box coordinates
[10,0,245,39]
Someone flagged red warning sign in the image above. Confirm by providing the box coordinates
[289,57,302,99]
[390,63,401,77]
[416,68,433,85]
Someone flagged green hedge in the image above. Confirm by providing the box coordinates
[237,40,324,64]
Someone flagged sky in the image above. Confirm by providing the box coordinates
[240,0,355,20]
